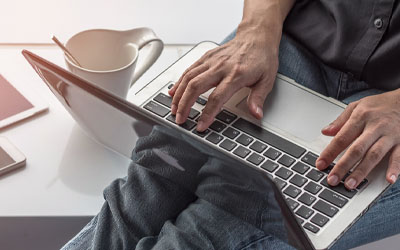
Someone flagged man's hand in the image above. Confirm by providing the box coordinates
[316,89,400,189]
[168,0,295,131]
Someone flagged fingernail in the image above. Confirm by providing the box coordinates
[197,121,205,131]
[323,124,334,131]
[171,104,177,114]
[328,175,339,186]
[390,174,397,183]
[256,106,263,118]
[346,178,357,189]
[176,113,182,124]
[316,160,326,170]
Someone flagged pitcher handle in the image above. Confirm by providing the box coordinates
[128,27,164,86]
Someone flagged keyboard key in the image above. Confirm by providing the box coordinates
[286,198,299,211]
[322,164,335,174]
[321,177,357,198]
[306,169,325,182]
[236,134,254,146]
[188,109,200,120]
[196,97,207,105]
[298,192,317,206]
[153,93,172,107]
[274,178,287,190]
[357,179,368,190]
[222,127,240,139]
[313,200,339,218]
[216,110,237,124]
[233,146,251,158]
[283,185,302,198]
[247,153,265,166]
[304,182,323,194]
[301,152,319,167]
[144,101,170,117]
[192,129,210,138]
[304,223,320,234]
[232,118,306,158]
[210,120,227,132]
[297,217,305,225]
[219,139,237,151]
[319,189,348,208]
[167,83,174,89]
[166,115,196,130]
[292,162,310,175]
[261,160,279,173]
[278,154,296,167]
[290,174,308,187]
[311,213,329,227]
[276,167,294,180]
[296,205,314,219]
[263,148,282,160]
[206,132,224,144]
[250,141,267,153]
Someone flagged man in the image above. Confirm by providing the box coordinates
[63,0,400,249]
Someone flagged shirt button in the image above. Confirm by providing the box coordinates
[374,18,383,29]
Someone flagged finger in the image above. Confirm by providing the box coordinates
[171,64,209,115]
[246,76,274,120]
[175,70,222,124]
[386,145,400,184]
[345,137,393,189]
[197,78,242,131]
[326,129,380,186]
[168,60,203,97]
[317,116,365,171]
[322,101,359,136]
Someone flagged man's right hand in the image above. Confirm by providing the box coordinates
[168,0,295,132]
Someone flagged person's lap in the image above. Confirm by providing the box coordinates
[62,32,400,250]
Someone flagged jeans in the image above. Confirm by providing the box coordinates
[62,32,400,250]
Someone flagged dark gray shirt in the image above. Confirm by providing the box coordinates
[284,0,399,90]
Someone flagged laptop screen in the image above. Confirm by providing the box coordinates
[22,50,314,249]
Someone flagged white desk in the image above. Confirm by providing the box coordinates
[0,44,191,249]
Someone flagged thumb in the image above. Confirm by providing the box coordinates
[322,100,359,136]
[247,78,273,120]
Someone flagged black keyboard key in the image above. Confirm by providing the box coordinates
[144,101,170,117]
[274,178,287,190]
[304,182,323,195]
[321,177,357,198]
[188,109,200,120]
[232,118,306,158]
[250,141,267,153]
[290,174,308,187]
[319,189,348,208]
[298,192,317,206]
[306,169,325,182]
[286,198,299,211]
[304,223,320,234]
[192,129,210,138]
[311,213,329,227]
[297,217,305,225]
[233,146,251,158]
[301,152,319,167]
[222,127,240,139]
[322,164,335,174]
[295,205,314,219]
[292,162,310,175]
[206,132,224,144]
[357,179,368,190]
[167,83,174,89]
[278,154,296,167]
[219,139,237,151]
[216,109,237,124]
[276,167,294,180]
[196,97,207,105]
[236,134,254,146]
[283,185,302,198]
[247,153,265,166]
[166,115,196,131]
[313,200,339,218]
[153,93,172,108]
[261,160,279,173]
[210,120,227,132]
[263,148,282,160]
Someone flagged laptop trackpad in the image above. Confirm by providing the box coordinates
[235,78,345,144]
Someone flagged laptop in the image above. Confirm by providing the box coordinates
[22,41,391,249]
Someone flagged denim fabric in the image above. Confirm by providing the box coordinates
[62,32,400,250]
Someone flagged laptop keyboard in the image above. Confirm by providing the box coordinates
[144,89,368,235]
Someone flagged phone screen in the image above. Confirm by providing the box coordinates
[0,146,15,167]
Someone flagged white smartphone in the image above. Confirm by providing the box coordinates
[0,137,26,176]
